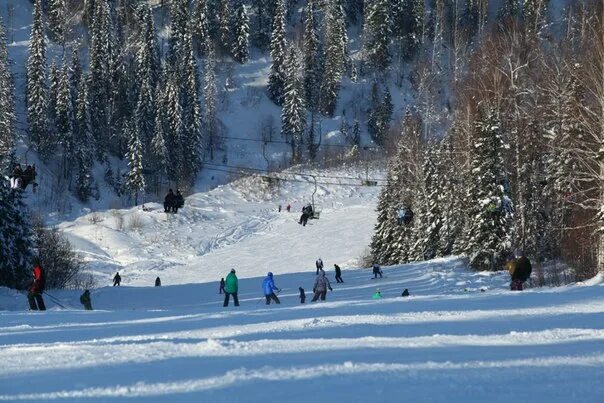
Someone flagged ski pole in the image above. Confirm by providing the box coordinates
[43,292,67,309]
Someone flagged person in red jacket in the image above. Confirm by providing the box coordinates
[27,263,46,311]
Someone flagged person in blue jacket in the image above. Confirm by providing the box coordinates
[262,272,281,305]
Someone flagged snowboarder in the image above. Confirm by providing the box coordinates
[372,264,383,279]
[80,290,93,310]
[311,270,332,302]
[173,190,184,213]
[401,289,410,297]
[315,258,324,275]
[223,269,240,307]
[262,272,281,305]
[286,204,291,212]
[164,189,176,213]
[507,252,532,291]
[10,164,22,189]
[219,278,225,294]
[113,272,121,286]
[299,287,306,304]
[155,277,161,287]
[372,289,382,299]
[27,263,46,311]
[334,264,343,283]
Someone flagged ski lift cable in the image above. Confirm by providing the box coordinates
[201,165,387,187]
[202,162,387,182]
[214,135,381,150]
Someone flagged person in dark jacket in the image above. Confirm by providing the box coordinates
[113,272,121,286]
[223,269,240,307]
[373,264,383,279]
[311,271,332,302]
[299,287,306,304]
[173,190,184,213]
[219,278,225,294]
[401,289,410,297]
[334,264,343,283]
[80,290,93,310]
[21,165,34,189]
[315,258,324,275]
[507,252,532,291]
[27,264,46,311]
[262,272,281,304]
[155,277,161,287]
[164,189,176,213]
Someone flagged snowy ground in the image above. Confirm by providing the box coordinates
[1,172,604,401]
[1,259,604,402]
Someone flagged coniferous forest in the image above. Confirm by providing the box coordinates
[0,0,603,289]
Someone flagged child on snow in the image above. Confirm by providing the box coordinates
[299,287,306,304]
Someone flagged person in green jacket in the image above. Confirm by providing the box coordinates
[223,269,240,307]
[372,289,382,299]
[80,290,93,310]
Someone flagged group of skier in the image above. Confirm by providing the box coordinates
[9,163,37,191]
[163,189,184,213]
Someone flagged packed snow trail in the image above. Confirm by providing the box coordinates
[1,259,604,402]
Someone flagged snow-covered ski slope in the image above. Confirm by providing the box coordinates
[55,166,384,286]
[1,259,604,402]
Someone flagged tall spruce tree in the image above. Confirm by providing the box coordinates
[281,47,306,164]
[204,46,218,160]
[463,109,513,271]
[125,119,146,205]
[181,31,202,185]
[321,0,347,116]
[193,0,212,56]
[363,0,392,72]
[218,0,232,55]
[232,0,250,64]
[27,0,50,159]
[0,17,15,170]
[268,0,287,105]
[303,0,320,109]
[74,78,94,202]
[55,59,74,179]
[47,0,66,46]
[0,185,33,289]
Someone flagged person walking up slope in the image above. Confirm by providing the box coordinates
[334,264,344,283]
[113,272,121,286]
[263,272,281,305]
[223,269,240,307]
[311,271,332,302]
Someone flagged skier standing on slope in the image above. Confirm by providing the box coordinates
[263,272,281,305]
[27,262,46,311]
[223,269,240,307]
[334,264,343,283]
[311,270,333,302]
[299,287,306,304]
[507,251,532,291]
[315,258,324,275]
[372,264,383,279]
[80,290,93,310]
[113,272,121,286]
[219,278,225,294]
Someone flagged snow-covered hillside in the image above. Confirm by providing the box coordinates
[1,258,603,402]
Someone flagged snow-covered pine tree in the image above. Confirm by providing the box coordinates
[0,184,34,289]
[252,0,274,50]
[55,59,74,179]
[204,45,218,160]
[69,48,81,108]
[164,77,184,185]
[232,0,249,64]
[47,0,66,46]
[363,0,391,72]
[88,0,112,157]
[281,47,306,164]
[0,17,15,170]
[392,0,424,61]
[351,119,360,146]
[370,165,399,265]
[414,144,442,260]
[193,0,212,56]
[168,0,189,72]
[48,60,59,136]
[268,0,287,105]
[218,0,232,55]
[137,4,161,90]
[181,31,202,186]
[303,0,320,109]
[523,0,549,38]
[321,0,347,116]
[74,77,94,202]
[367,83,392,145]
[152,84,169,179]
[125,119,145,205]
[463,108,513,271]
[27,0,50,159]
